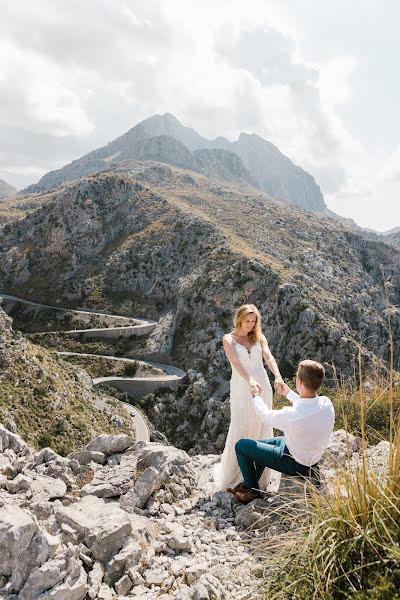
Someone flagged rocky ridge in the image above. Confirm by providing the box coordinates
[0,421,390,599]
[23,113,326,212]
[2,168,398,373]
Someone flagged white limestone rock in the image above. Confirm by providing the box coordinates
[87,561,104,599]
[33,447,61,466]
[321,429,361,468]
[103,541,141,586]
[29,473,67,502]
[120,466,162,510]
[0,505,37,580]
[0,454,15,478]
[80,455,137,498]
[5,473,32,493]
[18,547,87,600]
[0,424,31,455]
[114,574,133,596]
[86,434,135,456]
[54,496,132,561]
[68,449,106,466]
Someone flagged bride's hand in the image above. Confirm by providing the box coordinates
[250,381,263,396]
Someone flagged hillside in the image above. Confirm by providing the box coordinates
[23,113,326,212]
[2,165,399,375]
[0,304,134,454]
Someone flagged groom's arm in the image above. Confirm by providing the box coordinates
[287,390,299,403]
[276,381,299,404]
[251,395,290,430]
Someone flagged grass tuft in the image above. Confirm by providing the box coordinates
[260,343,400,599]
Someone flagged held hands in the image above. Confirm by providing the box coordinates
[250,380,263,396]
[274,378,290,396]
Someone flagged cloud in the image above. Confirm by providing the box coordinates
[378,145,400,182]
[0,39,93,137]
[0,0,398,229]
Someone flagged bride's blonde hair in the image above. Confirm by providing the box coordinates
[233,304,262,345]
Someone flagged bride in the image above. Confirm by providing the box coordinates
[214,303,283,492]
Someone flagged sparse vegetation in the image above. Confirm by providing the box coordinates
[0,343,133,455]
[61,354,161,378]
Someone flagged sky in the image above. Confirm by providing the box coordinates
[0,0,399,231]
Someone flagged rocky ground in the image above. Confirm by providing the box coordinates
[0,423,388,600]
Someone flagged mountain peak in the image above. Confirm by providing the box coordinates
[0,178,17,200]
[23,114,327,213]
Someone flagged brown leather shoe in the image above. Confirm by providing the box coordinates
[235,488,260,504]
[227,482,246,494]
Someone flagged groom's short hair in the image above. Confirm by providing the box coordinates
[297,360,325,392]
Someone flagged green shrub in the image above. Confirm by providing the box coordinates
[124,362,139,377]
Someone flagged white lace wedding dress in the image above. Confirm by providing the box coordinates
[213,340,275,492]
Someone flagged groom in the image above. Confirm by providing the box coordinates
[234,359,335,504]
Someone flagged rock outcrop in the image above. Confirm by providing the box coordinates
[380,226,400,248]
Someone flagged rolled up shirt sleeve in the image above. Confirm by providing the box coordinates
[287,390,299,403]
[252,395,290,431]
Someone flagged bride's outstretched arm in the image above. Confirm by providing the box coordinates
[223,335,262,395]
[260,335,283,385]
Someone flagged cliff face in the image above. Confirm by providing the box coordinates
[380,227,400,248]
[23,113,327,213]
[228,133,326,211]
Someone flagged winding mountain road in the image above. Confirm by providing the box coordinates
[0,293,186,443]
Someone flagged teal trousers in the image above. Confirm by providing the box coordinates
[235,436,318,491]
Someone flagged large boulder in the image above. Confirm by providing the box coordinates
[320,429,361,468]
[18,545,87,600]
[0,424,31,455]
[0,505,37,579]
[86,434,135,456]
[0,505,86,599]
[54,496,132,561]
[80,454,137,498]
[29,473,68,503]
[120,466,164,510]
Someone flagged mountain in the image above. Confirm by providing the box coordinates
[2,164,399,455]
[23,113,326,212]
[5,166,399,376]
[380,226,400,248]
[223,132,325,211]
[0,179,17,200]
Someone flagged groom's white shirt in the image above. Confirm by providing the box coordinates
[252,391,335,467]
